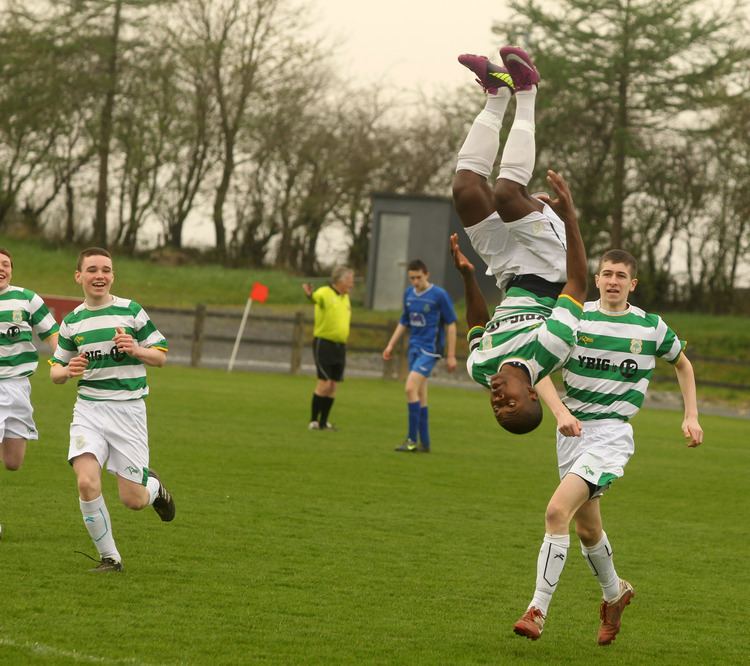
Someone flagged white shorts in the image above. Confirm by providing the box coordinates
[68,399,149,485]
[464,203,567,291]
[0,377,38,441]
[557,419,634,497]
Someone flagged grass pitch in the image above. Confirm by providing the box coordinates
[0,367,747,664]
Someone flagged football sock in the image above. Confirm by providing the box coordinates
[456,88,512,178]
[529,533,569,615]
[319,396,334,427]
[145,475,160,505]
[79,495,121,562]
[498,88,536,186]
[418,406,430,446]
[311,393,324,422]
[407,401,421,442]
[581,531,621,601]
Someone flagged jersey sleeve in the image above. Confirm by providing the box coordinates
[399,290,409,327]
[311,287,326,308]
[655,317,685,363]
[28,292,59,339]
[133,304,168,351]
[532,294,583,380]
[51,321,76,366]
[467,325,486,354]
[438,290,458,325]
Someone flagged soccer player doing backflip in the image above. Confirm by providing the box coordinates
[451,46,587,434]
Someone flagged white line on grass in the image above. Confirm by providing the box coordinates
[0,637,161,665]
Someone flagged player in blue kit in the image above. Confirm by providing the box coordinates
[383,260,457,452]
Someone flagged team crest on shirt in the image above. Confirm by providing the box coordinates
[12,309,23,323]
[630,339,643,354]
[423,304,430,312]
[75,335,85,345]
[577,333,594,345]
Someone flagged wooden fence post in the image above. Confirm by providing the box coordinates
[190,304,206,367]
[290,311,305,374]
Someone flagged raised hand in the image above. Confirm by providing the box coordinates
[450,233,475,275]
[535,170,577,224]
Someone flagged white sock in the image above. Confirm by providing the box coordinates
[581,532,621,601]
[146,475,160,505]
[456,89,512,178]
[529,533,570,615]
[498,88,537,186]
[79,495,121,562]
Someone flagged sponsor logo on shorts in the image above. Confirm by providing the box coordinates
[532,220,545,235]
[581,465,594,476]
[74,435,86,450]
[125,465,140,476]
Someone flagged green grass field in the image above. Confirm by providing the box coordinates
[0,367,747,664]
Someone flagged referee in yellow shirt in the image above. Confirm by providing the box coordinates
[302,266,354,430]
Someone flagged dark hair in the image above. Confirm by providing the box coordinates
[0,247,13,266]
[407,259,428,273]
[497,400,543,435]
[599,249,637,278]
[77,247,112,271]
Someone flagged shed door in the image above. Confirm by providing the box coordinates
[372,213,410,310]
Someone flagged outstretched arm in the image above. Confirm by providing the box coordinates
[450,233,489,329]
[536,170,587,304]
[673,353,703,447]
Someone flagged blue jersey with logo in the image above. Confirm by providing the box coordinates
[399,284,457,356]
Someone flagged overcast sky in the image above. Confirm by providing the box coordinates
[311,0,509,94]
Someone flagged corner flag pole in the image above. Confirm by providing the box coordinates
[227,282,268,373]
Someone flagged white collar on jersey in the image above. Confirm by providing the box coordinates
[595,299,631,316]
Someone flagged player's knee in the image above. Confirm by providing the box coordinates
[76,475,101,499]
[3,459,22,471]
[544,501,570,531]
[575,522,600,544]
[120,494,146,510]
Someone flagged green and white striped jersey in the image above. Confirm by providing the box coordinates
[0,285,59,379]
[52,296,167,401]
[561,300,684,421]
[467,287,583,388]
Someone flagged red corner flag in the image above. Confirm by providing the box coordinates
[249,282,269,303]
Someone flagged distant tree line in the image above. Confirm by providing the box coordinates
[0,0,749,311]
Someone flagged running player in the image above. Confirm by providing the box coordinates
[383,260,457,452]
[452,45,587,434]
[512,249,703,644]
[0,248,59,539]
[49,247,175,572]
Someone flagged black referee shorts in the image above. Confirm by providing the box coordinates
[313,337,346,382]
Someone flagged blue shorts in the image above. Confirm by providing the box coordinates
[408,348,440,377]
